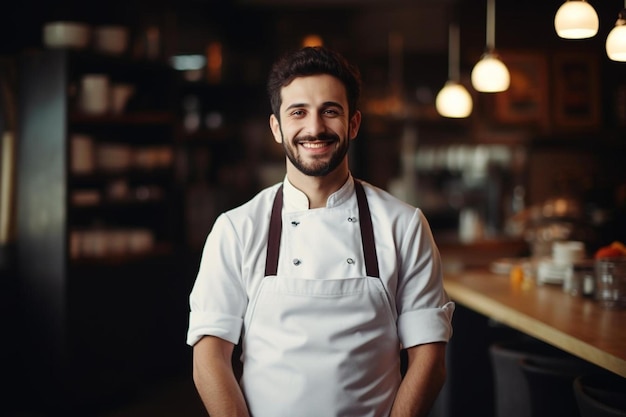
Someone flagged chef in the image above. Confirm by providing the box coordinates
[187,46,454,417]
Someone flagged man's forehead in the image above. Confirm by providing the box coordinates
[280,75,347,105]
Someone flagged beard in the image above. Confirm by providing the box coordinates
[282,131,350,177]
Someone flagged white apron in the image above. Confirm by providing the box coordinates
[241,181,401,417]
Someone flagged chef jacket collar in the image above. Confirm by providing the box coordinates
[282,174,355,212]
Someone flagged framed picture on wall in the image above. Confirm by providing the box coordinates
[552,52,601,130]
[493,51,550,129]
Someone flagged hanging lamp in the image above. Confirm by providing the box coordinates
[554,0,599,39]
[436,24,473,118]
[606,4,626,61]
[471,0,510,93]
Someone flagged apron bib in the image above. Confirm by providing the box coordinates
[241,181,401,417]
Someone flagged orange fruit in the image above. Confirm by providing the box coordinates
[595,246,624,259]
[610,241,626,255]
[510,265,524,285]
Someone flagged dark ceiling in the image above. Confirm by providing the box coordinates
[0,0,621,59]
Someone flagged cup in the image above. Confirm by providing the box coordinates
[79,74,110,115]
[459,208,484,243]
[93,25,129,55]
[70,134,95,174]
[43,21,91,49]
[110,83,135,114]
[553,241,585,265]
[594,257,626,309]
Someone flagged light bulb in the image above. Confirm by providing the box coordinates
[436,81,473,118]
[471,54,510,93]
[606,11,626,61]
[554,0,599,39]
[302,34,323,47]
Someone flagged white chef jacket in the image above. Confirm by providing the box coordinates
[187,175,454,349]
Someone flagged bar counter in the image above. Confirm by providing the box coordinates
[443,267,626,378]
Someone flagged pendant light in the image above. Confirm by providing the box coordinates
[606,4,626,61]
[471,0,510,93]
[436,24,473,118]
[554,0,599,39]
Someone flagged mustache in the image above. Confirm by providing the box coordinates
[295,133,340,143]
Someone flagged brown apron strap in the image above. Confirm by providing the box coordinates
[354,180,380,278]
[264,185,283,276]
[264,180,379,278]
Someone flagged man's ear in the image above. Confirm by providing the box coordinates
[270,114,282,144]
[349,110,362,140]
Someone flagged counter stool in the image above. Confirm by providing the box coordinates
[520,357,591,417]
[574,374,626,417]
[490,339,591,417]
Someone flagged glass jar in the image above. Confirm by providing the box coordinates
[564,259,595,297]
[594,257,626,308]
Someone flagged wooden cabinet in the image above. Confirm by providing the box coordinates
[16,49,187,413]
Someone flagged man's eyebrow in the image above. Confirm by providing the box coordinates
[322,101,345,110]
[284,101,345,111]
[284,102,309,111]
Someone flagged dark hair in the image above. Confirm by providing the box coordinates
[267,46,362,120]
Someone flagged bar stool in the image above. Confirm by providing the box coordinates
[520,358,589,417]
[490,339,591,417]
[574,374,626,417]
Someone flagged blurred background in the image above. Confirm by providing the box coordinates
[1,0,625,415]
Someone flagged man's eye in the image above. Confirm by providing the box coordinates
[290,110,305,117]
[324,109,340,116]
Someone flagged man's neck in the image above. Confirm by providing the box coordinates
[286,164,350,209]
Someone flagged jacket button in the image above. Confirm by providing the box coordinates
[293,258,302,266]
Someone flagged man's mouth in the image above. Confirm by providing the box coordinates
[300,142,331,149]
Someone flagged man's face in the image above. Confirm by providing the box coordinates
[270,74,360,177]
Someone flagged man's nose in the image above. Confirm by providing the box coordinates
[304,114,326,136]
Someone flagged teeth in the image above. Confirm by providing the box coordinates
[301,142,327,149]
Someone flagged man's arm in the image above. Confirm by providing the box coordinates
[390,342,447,417]
[193,335,250,417]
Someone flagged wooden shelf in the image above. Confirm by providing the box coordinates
[70,243,174,266]
[16,47,184,410]
[70,111,176,125]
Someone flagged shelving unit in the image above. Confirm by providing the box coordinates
[174,77,270,251]
[16,49,186,412]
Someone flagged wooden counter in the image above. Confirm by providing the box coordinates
[444,269,626,378]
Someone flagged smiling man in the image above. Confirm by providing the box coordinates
[270,72,359,207]
[187,46,454,417]
[272,74,354,175]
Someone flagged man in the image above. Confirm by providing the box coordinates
[187,46,454,417]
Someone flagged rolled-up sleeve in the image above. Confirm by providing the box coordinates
[187,311,243,346]
[396,209,455,348]
[397,302,455,347]
[186,214,248,346]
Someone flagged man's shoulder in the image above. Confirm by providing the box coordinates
[359,179,417,214]
[224,182,282,220]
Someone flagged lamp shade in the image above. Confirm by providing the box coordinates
[436,81,473,118]
[471,53,510,93]
[606,12,626,61]
[554,0,599,39]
